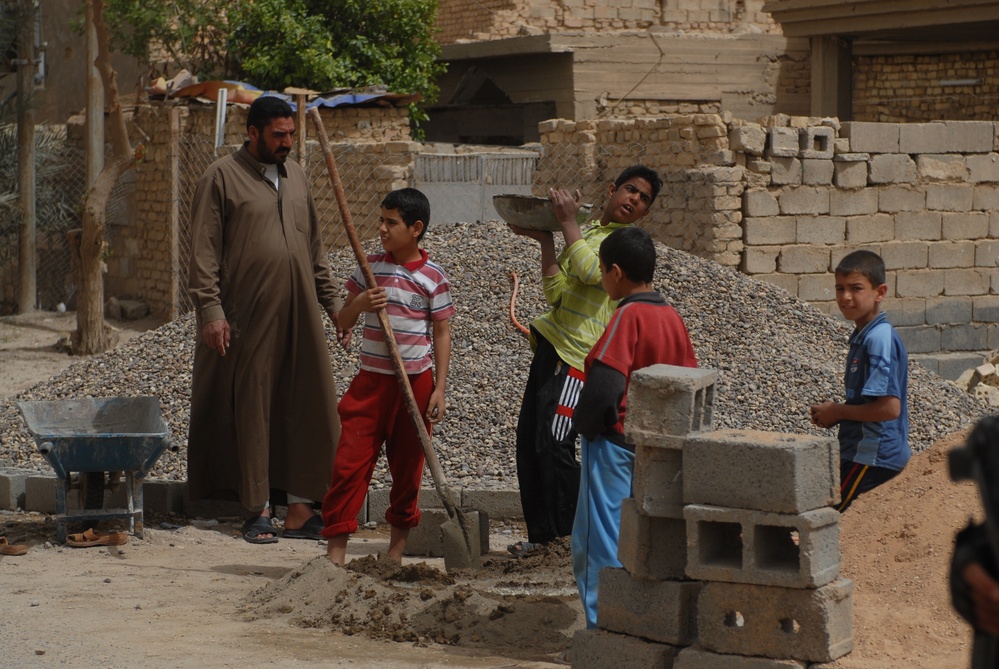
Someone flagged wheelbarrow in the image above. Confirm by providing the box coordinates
[17,397,177,543]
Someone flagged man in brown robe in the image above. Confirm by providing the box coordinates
[187,96,343,543]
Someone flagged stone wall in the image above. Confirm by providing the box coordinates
[436,0,778,45]
[853,50,999,123]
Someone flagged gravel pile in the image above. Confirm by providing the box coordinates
[0,222,987,489]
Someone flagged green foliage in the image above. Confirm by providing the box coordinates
[101,0,446,126]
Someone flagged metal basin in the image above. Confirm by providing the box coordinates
[17,397,174,479]
[493,194,593,231]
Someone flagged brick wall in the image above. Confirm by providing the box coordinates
[854,51,999,123]
[436,0,778,45]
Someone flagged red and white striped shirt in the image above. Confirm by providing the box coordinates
[347,250,455,375]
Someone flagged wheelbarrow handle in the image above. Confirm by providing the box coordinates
[37,441,68,480]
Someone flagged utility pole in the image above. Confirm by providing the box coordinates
[16,0,36,313]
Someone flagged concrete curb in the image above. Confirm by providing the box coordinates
[0,471,524,522]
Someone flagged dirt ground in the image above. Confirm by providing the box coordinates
[0,312,985,668]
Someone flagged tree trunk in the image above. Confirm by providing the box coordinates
[73,0,134,355]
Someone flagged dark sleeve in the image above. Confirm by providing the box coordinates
[573,361,626,441]
[951,521,995,629]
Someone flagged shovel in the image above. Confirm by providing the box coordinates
[307,108,480,571]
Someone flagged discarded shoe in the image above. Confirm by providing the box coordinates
[65,528,128,548]
[507,541,544,558]
[241,515,278,544]
[282,514,324,540]
[0,537,28,556]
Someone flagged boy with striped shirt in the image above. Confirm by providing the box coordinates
[321,188,454,564]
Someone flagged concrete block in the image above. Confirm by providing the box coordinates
[633,443,684,518]
[460,489,522,520]
[927,352,991,381]
[944,268,990,296]
[926,184,973,212]
[778,187,829,216]
[0,468,32,510]
[896,325,942,353]
[625,365,719,438]
[770,157,802,185]
[571,628,679,669]
[846,214,894,244]
[916,154,968,181]
[898,122,948,154]
[404,507,486,557]
[730,125,766,155]
[968,154,999,183]
[832,159,868,188]
[683,431,838,514]
[119,299,150,320]
[992,211,999,238]
[895,270,944,297]
[973,185,999,211]
[796,216,844,245]
[778,246,830,274]
[867,153,919,184]
[882,298,926,327]
[941,324,989,352]
[767,127,800,157]
[925,296,972,325]
[744,190,780,217]
[744,216,796,246]
[841,121,899,153]
[973,295,999,322]
[685,504,840,588]
[25,475,57,514]
[833,138,850,153]
[743,247,780,274]
[618,497,687,580]
[881,241,928,270]
[829,189,877,216]
[878,186,925,212]
[676,646,808,669]
[142,478,186,516]
[370,487,442,524]
[945,121,995,153]
[928,241,975,268]
[895,211,941,241]
[598,568,701,645]
[757,273,799,295]
[797,274,835,302]
[799,127,834,159]
[942,212,990,240]
[697,579,854,663]
[802,159,834,185]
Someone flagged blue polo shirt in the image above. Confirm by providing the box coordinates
[838,311,910,471]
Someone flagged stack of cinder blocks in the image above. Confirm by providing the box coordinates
[571,364,852,668]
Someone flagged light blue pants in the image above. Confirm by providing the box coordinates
[571,434,635,629]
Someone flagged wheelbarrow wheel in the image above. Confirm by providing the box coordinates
[80,471,105,510]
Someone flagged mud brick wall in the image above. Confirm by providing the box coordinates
[436,0,778,45]
[734,117,999,358]
[854,51,999,123]
[535,115,744,265]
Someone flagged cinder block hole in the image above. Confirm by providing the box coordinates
[692,385,715,431]
[755,524,801,572]
[724,610,746,628]
[780,618,801,634]
[699,520,743,568]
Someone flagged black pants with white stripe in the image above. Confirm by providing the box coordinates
[515,330,582,545]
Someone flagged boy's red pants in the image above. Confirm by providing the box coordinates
[320,368,432,537]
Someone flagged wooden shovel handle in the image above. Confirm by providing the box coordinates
[307,108,459,517]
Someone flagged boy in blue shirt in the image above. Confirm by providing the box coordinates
[810,250,910,512]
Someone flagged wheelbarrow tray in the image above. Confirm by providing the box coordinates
[493,194,593,231]
[17,397,171,477]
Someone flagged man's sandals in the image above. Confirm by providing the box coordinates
[0,537,28,555]
[65,528,128,548]
[241,515,279,544]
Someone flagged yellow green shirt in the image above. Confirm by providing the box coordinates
[531,221,631,371]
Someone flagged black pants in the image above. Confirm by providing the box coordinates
[515,331,581,544]
[838,460,901,512]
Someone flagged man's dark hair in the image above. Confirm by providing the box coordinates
[615,165,663,207]
[246,96,294,133]
[600,226,656,284]
[381,188,431,241]
[835,249,886,287]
